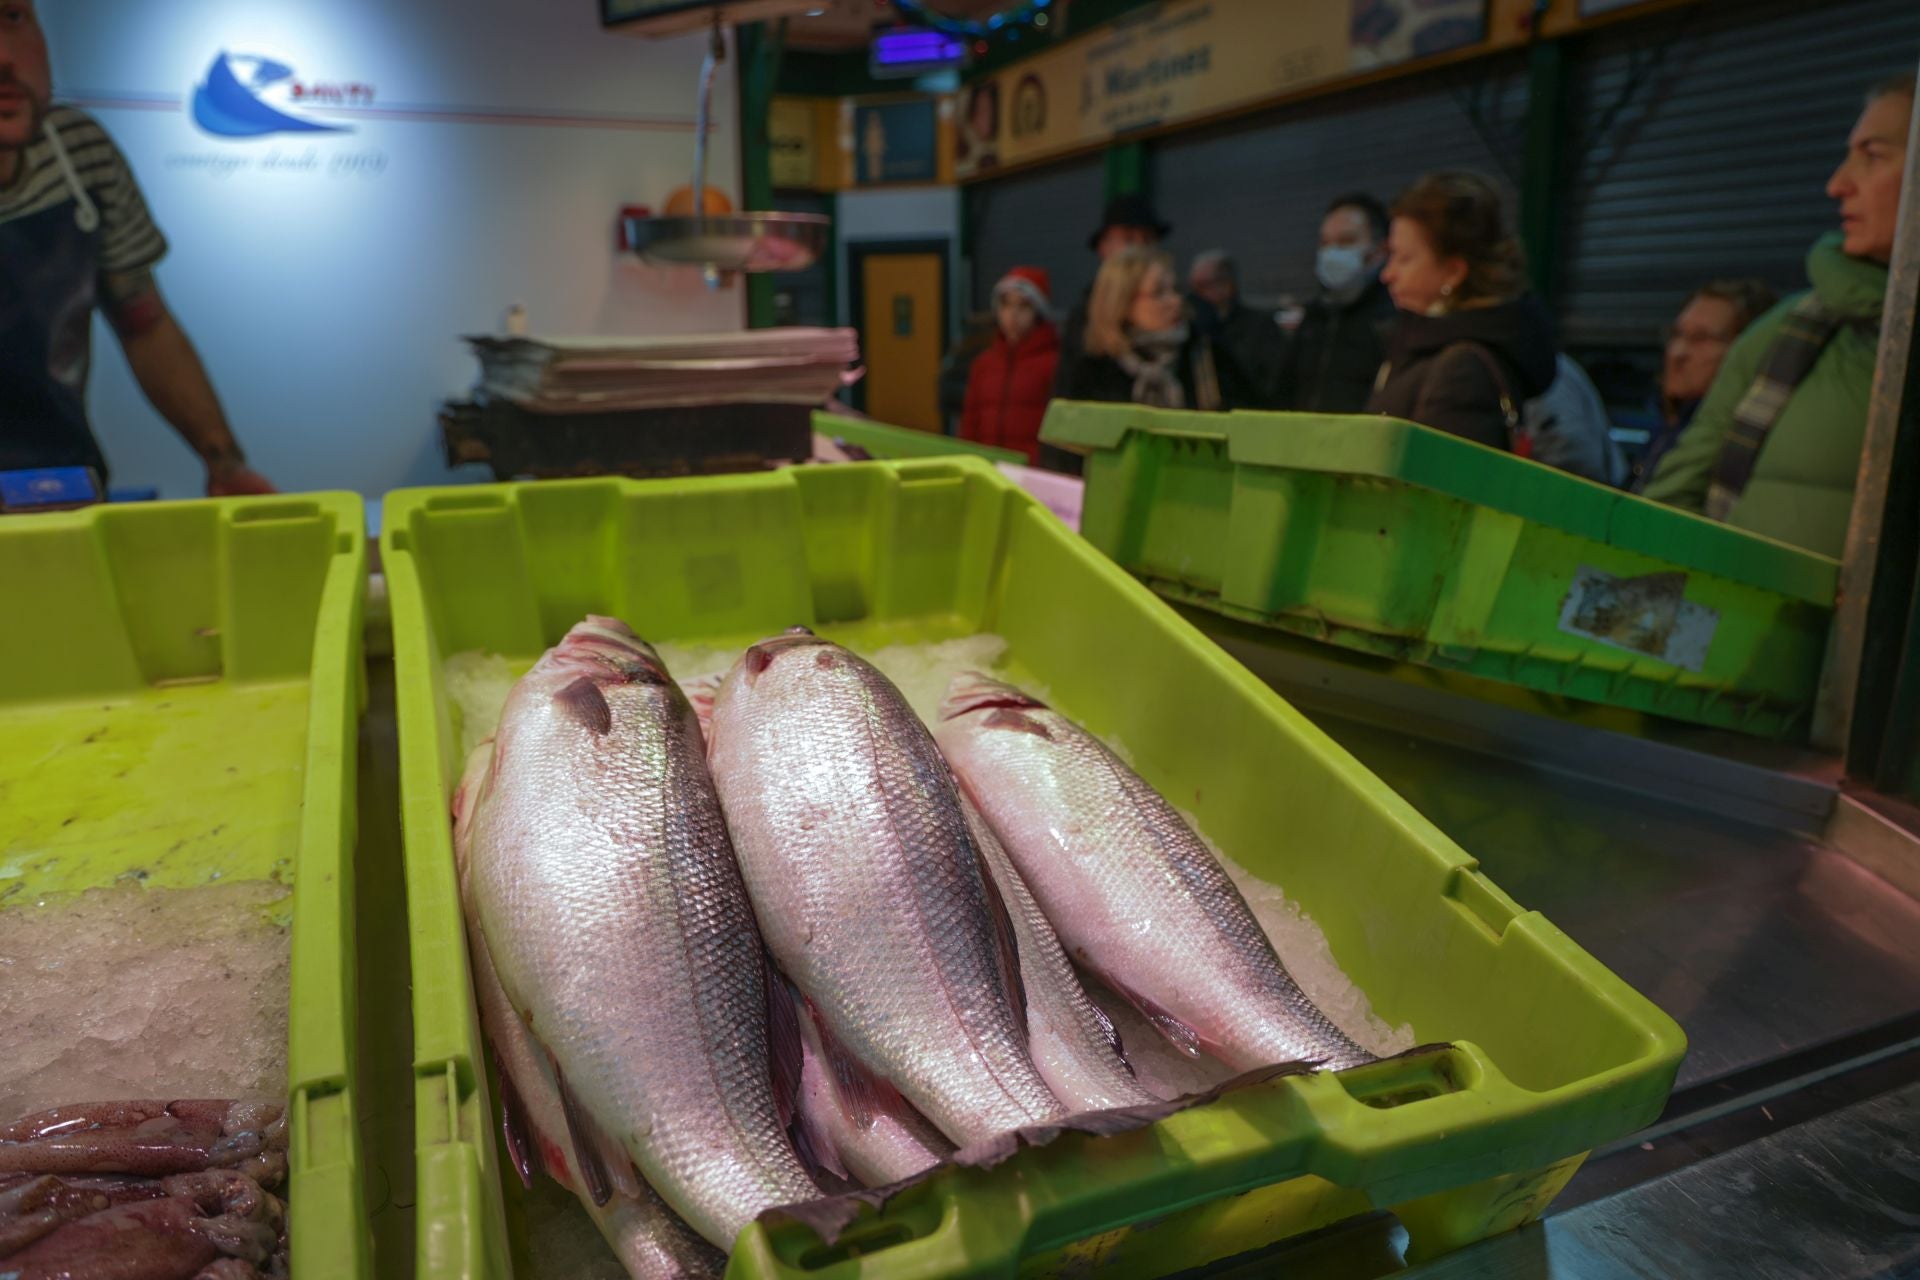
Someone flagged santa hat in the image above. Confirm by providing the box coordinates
[993,265,1052,315]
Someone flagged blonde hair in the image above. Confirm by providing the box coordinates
[1086,247,1175,359]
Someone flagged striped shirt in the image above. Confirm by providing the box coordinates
[1,106,168,480]
[0,104,167,273]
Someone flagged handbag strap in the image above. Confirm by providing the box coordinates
[1415,341,1527,456]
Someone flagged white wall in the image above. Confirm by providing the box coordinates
[834,187,963,340]
[43,0,744,498]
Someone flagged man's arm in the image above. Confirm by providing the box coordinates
[1641,318,1771,512]
[101,269,274,495]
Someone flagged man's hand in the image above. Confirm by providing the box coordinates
[107,272,274,496]
[207,461,276,496]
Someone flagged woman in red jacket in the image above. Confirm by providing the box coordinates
[961,266,1060,464]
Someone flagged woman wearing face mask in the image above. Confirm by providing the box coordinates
[960,265,1061,464]
[1367,172,1558,451]
[1065,246,1221,412]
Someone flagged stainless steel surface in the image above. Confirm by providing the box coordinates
[1815,67,1920,752]
[1830,791,1920,903]
[1315,709,1920,1092]
[1197,608,1839,836]
[1405,1077,1920,1280]
[625,212,830,272]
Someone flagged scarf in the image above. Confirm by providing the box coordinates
[1706,294,1853,521]
[1117,324,1191,409]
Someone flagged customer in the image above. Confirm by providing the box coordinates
[960,266,1060,464]
[1188,250,1284,409]
[1064,247,1218,413]
[1627,279,1776,493]
[1280,192,1397,413]
[1642,76,1911,557]
[1055,194,1171,396]
[1367,172,1557,451]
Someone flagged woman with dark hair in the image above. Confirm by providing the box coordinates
[1366,171,1558,451]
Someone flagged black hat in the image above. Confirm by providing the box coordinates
[1088,194,1171,251]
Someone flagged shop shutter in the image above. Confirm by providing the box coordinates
[967,153,1106,318]
[1560,0,1920,347]
[1148,54,1531,308]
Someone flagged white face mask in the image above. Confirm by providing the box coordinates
[1315,244,1368,292]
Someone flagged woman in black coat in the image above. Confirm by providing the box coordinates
[1368,172,1557,450]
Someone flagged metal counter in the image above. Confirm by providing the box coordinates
[1191,610,1920,1280]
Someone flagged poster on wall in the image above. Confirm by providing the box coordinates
[953,0,1487,179]
[853,100,939,185]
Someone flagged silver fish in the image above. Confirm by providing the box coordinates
[781,979,953,1187]
[454,742,725,1279]
[707,629,1066,1146]
[960,796,1162,1110]
[458,617,819,1249]
[935,673,1374,1073]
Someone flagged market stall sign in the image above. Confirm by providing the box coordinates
[954,0,1485,179]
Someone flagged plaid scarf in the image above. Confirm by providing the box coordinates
[1706,294,1848,521]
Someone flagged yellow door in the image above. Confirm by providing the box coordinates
[860,252,944,433]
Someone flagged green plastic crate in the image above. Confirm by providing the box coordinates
[815,411,1025,465]
[382,459,1684,1279]
[1043,403,1839,739]
[0,494,373,1277]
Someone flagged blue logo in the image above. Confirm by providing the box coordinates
[191,51,351,138]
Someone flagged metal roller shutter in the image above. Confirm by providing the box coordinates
[1560,0,1920,347]
[966,153,1106,315]
[1148,54,1531,306]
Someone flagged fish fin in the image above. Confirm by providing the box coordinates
[805,1001,905,1133]
[1097,969,1205,1060]
[1085,998,1138,1078]
[550,1056,618,1207]
[764,954,803,1131]
[553,676,613,735]
[491,1046,537,1191]
[971,836,1029,1050]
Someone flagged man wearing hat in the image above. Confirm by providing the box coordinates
[1053,194,1171,399]
[961,265,1060,464]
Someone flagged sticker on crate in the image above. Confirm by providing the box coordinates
[1557,566,1717,671]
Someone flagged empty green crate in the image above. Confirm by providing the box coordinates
[382,458,1683,1278]
[1044,403,1838,738]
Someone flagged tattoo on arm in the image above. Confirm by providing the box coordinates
[101,268,165,339]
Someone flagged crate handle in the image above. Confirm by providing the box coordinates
[727,1070,1355,1280]
[726,1043,1564,1279]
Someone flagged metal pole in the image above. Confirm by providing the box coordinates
[691,14,724,221]
[1813,70,1920,757]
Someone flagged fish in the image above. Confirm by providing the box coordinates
[456,616,820,1250]
[707,629,1067,1146]
[960,797,1162,1110]
[779,978,953,1187]
[454,742,726,1279]
[934,673,1375,1073]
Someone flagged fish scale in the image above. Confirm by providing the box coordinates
[708,632,1066,1147]
[462,618,819,1250]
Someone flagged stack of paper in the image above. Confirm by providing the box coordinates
[464,329,859,412]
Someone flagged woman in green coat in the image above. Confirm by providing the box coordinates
[1644,76,1910,558]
